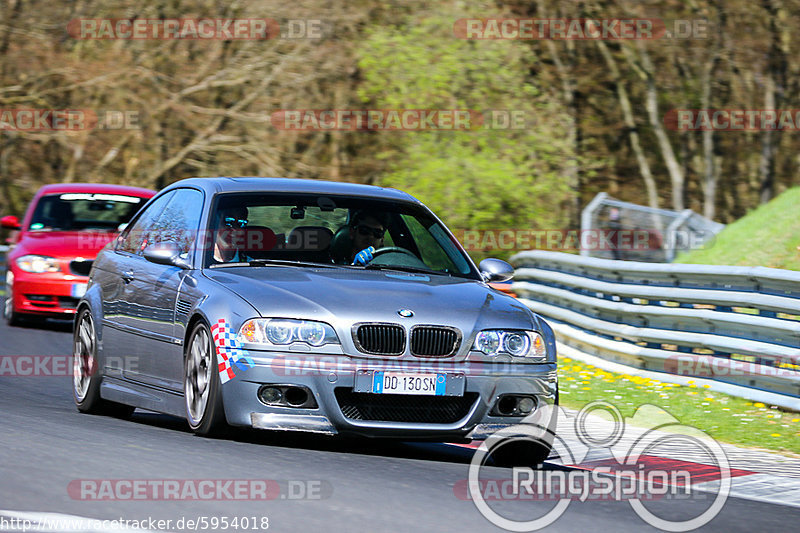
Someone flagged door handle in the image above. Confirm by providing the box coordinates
[121,270,135,283]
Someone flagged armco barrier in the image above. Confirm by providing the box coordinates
[510,250,800,400]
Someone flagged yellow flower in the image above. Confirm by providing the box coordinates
[754,402,766,408]
[771,433,781,437]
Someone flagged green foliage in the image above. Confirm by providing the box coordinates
[559,356,800,454]
[675,187,800,270]
[356,8,581,251]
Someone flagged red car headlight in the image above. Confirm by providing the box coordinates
[15,254,61,273]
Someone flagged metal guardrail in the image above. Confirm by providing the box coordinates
[510,250,800,401]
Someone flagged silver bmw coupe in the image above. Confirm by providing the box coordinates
[73,177,558,456]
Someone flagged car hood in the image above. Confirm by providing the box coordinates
[13,231,116,258]
[204,267,537,338]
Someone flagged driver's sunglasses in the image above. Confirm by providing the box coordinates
[356,224,385,238]
[223,217,248,229]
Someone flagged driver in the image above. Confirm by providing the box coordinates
[346,210,390,265]
[213,206,251,263]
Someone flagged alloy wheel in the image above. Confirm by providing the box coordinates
[185,326,212,422]
[73,311,96,401]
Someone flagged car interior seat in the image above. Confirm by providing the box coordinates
[329,225,351,264]
[286,226,334,263]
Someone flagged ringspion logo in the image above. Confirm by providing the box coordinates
[466,402,733,531]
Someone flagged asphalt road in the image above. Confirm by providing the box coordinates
[1,307,798,532]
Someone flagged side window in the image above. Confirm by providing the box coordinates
[116,191,175,254]
[149,188,204,257]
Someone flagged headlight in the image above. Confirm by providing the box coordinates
[239,318,339,347]
[473,330,546,359]
[16,255,61,273]
[475,330,500,354]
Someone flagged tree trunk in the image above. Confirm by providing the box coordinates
[624,42,685,211]
[758,74,776,204]
[701,57,719,219]
[596,41,660,210]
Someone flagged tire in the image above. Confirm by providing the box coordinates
[485,393,559,468]
[73,307,135,418]
[184,321,228,436]
[485,438,553,468]
[4,275,23,327]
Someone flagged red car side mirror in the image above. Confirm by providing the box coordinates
[1,215,20,230]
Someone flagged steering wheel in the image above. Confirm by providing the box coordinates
[371,246,418,259]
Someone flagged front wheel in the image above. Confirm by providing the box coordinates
[4,274,23,326]
[184,321,228,436]
[73,307,134,418]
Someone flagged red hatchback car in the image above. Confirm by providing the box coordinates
[2,183,154,325]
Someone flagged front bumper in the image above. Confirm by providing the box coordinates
[8,270,88,317]
[220,352,558,440]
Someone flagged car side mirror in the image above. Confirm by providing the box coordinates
[143,241,191,269]
[479,258,514,283]
[1,215,20,230]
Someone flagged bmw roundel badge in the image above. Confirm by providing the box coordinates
[397,309,414,318]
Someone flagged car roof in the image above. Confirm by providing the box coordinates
[162,177,420,203]
[36,183,155,197]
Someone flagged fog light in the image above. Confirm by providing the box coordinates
[258,386,282,405]
[517,397,535,414]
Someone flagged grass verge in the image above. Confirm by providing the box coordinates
[558,355,800,455]
[675,187,800,270]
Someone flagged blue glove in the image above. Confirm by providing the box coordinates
[353,246,375,265]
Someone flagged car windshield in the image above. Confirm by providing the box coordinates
[205,193,478,279]
[29,193,146,232]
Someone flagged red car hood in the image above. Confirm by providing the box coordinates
[14,231,117,259]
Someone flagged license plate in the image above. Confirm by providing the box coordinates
[71,283,88,298]
[372,371,446,396]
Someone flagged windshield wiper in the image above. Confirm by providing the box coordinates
[363,264,451,276]
[209,259,338,269]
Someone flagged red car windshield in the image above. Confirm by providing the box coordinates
[28,193,146,232]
